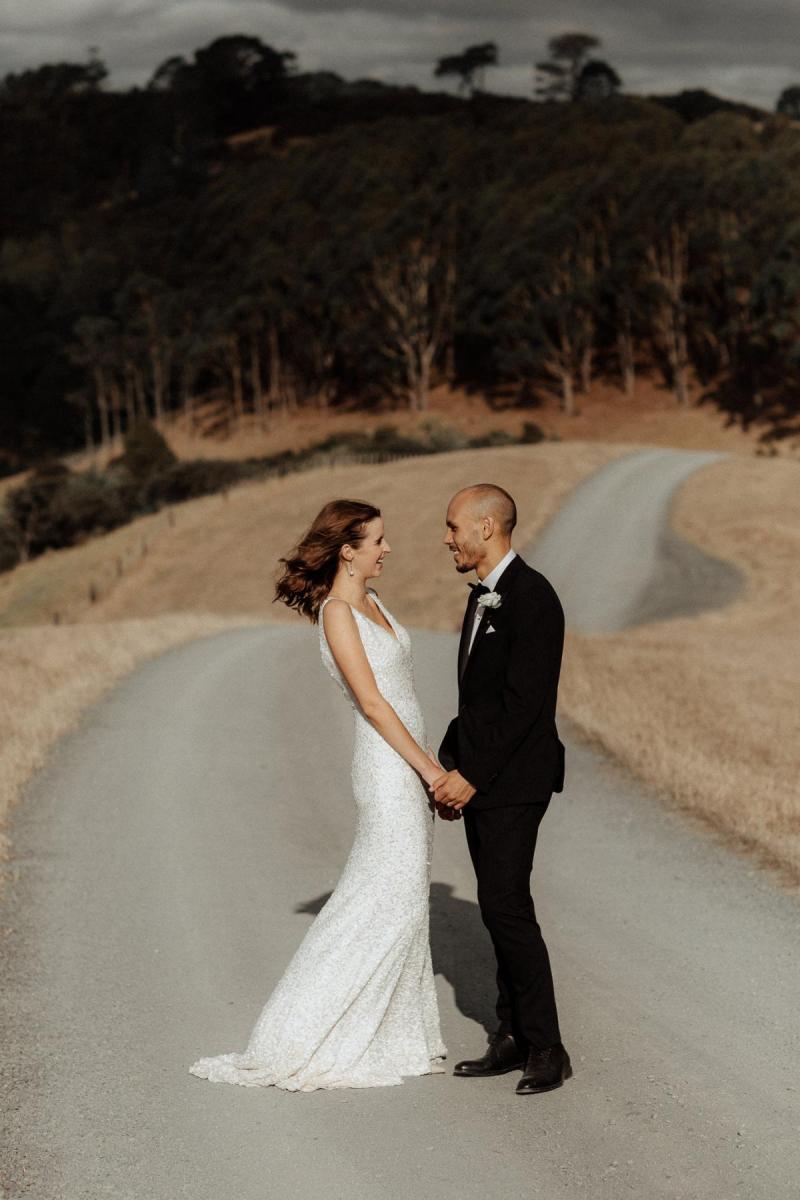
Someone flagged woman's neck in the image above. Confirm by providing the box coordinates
[328,570,370,607]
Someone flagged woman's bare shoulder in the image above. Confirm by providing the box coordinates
[321,596,357,632]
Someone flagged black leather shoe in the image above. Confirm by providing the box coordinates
[454,1033,526,1077]
[515,1043,573,1094]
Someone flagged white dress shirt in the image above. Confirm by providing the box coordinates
[467,548,517,653]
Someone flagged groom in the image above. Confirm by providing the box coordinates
[431,483,570,1095]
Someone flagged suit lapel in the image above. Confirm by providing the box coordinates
[457,589,479,683]
[460,553,525,687]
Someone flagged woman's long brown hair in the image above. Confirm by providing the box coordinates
[274,499,381,623]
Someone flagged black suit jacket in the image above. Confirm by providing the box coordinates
[438,553,565,810]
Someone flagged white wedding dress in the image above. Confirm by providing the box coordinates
[189,589,447,1091]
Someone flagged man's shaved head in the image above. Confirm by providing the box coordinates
[454,484,517,536]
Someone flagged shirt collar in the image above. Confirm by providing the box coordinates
[481,548,517,593]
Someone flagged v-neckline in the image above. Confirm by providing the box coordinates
[326,592,400,643]
[331,593,399,642]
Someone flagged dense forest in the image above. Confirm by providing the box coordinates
[3,32,800,477]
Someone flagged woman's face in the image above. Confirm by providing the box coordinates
[348,516,391,580]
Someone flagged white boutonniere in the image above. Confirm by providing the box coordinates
[477,591,502,609]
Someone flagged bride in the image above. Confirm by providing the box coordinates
[189,499,448,1091]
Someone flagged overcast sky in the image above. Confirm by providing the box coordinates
[3,0,800,111]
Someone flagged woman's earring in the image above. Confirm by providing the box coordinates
[346,562,354,577]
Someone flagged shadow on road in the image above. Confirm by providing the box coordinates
[294,882,496,1034]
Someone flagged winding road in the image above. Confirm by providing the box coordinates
[528,448,742,633]
[2,450,797,1200]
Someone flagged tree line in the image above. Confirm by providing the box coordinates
[3,34,800,473]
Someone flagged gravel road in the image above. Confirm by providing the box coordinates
[528,448,743,632]
[2,450,797,1200]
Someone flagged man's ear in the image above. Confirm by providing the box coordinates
[481,516,495,540]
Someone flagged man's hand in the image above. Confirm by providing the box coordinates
[432,769,477,811]
[435,800,462,822]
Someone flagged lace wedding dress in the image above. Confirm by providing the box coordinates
[189,589,447,1091]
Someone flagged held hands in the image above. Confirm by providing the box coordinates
[425,749,476,818]
[425,749,464,821]
[432,769,477,813]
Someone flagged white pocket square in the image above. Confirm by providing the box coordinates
[486,625,496,634]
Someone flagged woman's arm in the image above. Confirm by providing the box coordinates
[322,599,443,788]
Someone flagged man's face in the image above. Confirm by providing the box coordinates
[444,496,484,574]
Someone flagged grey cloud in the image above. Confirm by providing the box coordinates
[276,0,534,14]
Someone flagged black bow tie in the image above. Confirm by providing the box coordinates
[468,582,489,595]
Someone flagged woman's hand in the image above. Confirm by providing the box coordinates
[425,748,461,819]
[424,747,447,790]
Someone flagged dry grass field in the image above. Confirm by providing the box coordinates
[71,442,622,628]
[45,378,767,482]
[0,505,176,629]
[0,442,621,855]
[561,455,800,884]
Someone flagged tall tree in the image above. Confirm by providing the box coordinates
[69,316,118,448]
[434,43,498,95]
[366,238,454,411]
[148,35,297,135]
[508,217,595,415]
[113,273,174,423]
[0,53,107,103]
[776,85,800,119]
[575,60,622,102]
[535,33,600,101]
[646,222,692,405]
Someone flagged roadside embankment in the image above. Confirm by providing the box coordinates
[560,455,800,883]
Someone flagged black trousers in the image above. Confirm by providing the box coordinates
[463,799,561,1051]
